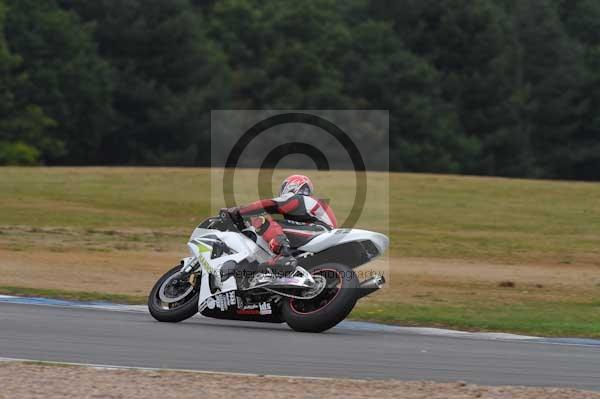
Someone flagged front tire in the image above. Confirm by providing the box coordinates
[148,265,200,323]
[282,263,358,333]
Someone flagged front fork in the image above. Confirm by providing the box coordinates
[179,256,197,274]
[177,256,200,286]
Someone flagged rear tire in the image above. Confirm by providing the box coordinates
[282,263,358,333]
[148,265,200,323]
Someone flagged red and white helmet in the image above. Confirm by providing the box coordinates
[279,174,314,197]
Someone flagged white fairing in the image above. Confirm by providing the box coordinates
[186,226,388,310]
[298,228,389,255]
[186,228,272,307]
[189,229,272,262]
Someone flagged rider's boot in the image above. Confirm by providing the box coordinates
[245,244,297,288]
[263,245,297,276]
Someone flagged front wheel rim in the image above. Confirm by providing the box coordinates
[157,273,196,307]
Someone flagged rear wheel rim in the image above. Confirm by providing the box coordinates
[289,269,343,314]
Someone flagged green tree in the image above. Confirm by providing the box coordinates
[373,0,526,175]
[510,0,588,178]
[0,0,55,165]
[557,0,600,179]
[4,0,113,164]
[60,0,230,165]
[207,0,351,108]
[338,18,479,172]
[0,141,40,165]
[207,0,478,172]
[0,0,594,178]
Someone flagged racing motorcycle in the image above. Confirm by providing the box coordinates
[148,210,388,332]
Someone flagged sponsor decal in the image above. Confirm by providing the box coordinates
[235,300,272,316]
[226,291,236,306]
[259,302,272,315]
[334,229,350,234]
[202,292,236,312]
[236,309,260,315]
[202,293,271,316]
[206,297,216,310]
[197,253,214,273]
[215,292,237,311]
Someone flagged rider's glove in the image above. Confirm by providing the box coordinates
[228,207,241,220]
[222,207,244,229]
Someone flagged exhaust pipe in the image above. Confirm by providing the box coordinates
[356,275,386,299]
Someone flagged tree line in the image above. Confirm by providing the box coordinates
[0,0,598,180]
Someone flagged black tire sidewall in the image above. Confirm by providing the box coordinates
[282,263,358,333]
[148,265,200,323]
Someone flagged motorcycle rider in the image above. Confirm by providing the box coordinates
[227,175,337,282]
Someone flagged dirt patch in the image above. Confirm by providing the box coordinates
[361,257,600,304]
[0,247,179,295]
[1,362,598,399]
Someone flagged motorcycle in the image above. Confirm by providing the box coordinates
[148,210,388,332]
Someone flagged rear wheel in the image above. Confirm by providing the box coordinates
[148,265,200,323]
[282,263,358,333]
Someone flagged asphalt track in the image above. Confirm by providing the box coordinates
[1,301,599,390]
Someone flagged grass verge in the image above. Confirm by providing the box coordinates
[0,286,146,305]
[351,300,600,338]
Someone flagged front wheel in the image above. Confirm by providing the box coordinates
[148,265,201,323]
[282,263,358,333]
